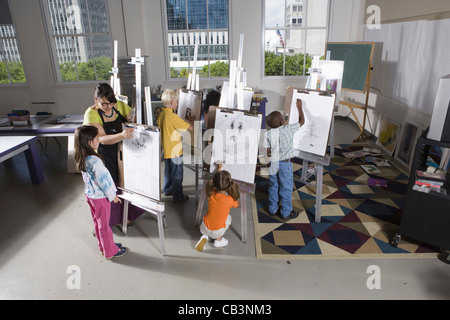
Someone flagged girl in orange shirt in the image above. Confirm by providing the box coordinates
[196,166,240,251]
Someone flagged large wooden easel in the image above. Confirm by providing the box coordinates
[339,64,373,142]
[325,42,375,142]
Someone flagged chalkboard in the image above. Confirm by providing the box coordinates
[325,42,374,93]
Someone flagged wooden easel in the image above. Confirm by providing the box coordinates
[339,64,373,142]
[118,188,167,256]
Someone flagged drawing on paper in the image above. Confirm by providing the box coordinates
[122,126,161,201]
[177,89,202,149]
[209,109,262,184]
[177,89,202,121]
[284,89,336,156]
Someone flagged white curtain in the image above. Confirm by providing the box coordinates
[364,19,450,116]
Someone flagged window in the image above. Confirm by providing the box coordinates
[42,0,113,83]
[264,0,330,77]
[164,0,230,80]
[0,0,27,84]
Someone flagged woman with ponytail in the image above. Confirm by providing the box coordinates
[195,162,240,251]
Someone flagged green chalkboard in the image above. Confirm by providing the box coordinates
[325,42,374,93]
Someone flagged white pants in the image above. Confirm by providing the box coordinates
[200,215,232,240]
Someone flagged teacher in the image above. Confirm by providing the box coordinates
[83,82,144,226]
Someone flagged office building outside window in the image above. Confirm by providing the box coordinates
[0,0,27,84]
[164,0,230,80]
[264,0,330,77]
[42,0,113,83]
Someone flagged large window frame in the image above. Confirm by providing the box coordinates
[40,0,114,84]
[263,0,331,79]
[0,0,27,86]
[162,0,231,81]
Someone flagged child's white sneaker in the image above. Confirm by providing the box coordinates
[214,237,228,248]
[195,235,208,252]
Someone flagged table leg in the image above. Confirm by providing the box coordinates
[24,140,44,184]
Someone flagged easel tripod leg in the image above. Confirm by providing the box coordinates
[157,212,166,256]
[122,200,130,235]
[315,164,324,223]
[195,182,207,226]
[240,192,247,243]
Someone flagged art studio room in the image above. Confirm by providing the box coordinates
[1,0,450,302]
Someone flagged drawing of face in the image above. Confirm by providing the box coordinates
[219,116,259,164]
[129,130,150,158]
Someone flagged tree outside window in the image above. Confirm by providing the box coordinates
[0,0,27,85]
[42,0,113,83]
[264,0,330,77]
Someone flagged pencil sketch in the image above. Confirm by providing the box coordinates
[178,89,202,148]
[122,126,160,201]
[210,109,262,184]
[177,89,202,121]
[288,90,335,156]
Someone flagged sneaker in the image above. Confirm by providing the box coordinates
[174,195,189,204]
[280,210,299,221]
[101,243,123,256]
[214,237,228,248]
[195,235,208,252]
[106,247,127,260]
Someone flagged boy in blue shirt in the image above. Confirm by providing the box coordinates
[263,99,304,221]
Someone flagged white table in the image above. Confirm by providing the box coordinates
[0,136,44,184]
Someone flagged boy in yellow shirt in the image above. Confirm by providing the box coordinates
[157,89,194,203]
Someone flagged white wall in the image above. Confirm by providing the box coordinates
[0,0,365,116]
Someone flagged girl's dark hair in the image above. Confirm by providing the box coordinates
[74,125,102,172]
[203,90,221,114]
[95,82,117,104]
[206,170,240,201]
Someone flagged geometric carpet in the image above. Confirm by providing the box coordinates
[253,144,439,259]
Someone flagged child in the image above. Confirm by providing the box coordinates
[263,99,305,221]
[74,125,127,260]
[157,89,194,203]
[195,163,240,251]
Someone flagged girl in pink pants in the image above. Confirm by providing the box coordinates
[75,125,127,259]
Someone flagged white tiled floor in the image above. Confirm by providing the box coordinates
[0,117,449,300]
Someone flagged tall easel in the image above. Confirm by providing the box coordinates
[110,40,121,95]
[128,48,145,124]
[180,39,203,203]
[117,125,166,256]
[219,34,253,110]
[325,42,375,143]
[282,88,336,223]
[339,64,373,142]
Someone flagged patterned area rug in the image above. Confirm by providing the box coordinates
[253,144,438,259]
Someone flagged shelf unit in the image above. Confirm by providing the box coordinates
[392,135,450,249]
